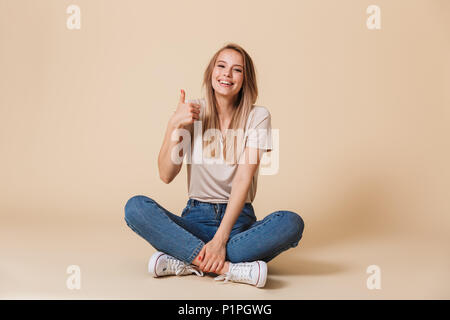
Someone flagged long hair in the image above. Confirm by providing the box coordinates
[200,43,258,164]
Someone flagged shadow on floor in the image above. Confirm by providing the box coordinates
[263,254,347,289]
[296,175,398,250]
[264,278,286,290]
[268,254,346,276]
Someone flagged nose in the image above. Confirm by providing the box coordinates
[223,67,232,77]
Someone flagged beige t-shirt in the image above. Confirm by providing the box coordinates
[185,98,273,204]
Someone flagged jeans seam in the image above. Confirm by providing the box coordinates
[182,199,195,217]
[125,217,144,238]
[129,197,204,264]
[187,241,204,265]
[181,206,191,218]
[214,205,220,224]
[262,242,297,262]
[228,212,282,246]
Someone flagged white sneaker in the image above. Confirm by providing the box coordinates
[214,261,267,288]
[148,251,204,278]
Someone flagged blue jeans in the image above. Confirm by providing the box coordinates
[124,195,305,265]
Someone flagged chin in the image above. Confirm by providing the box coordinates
[217,91,237,99]
[214,86,235,95]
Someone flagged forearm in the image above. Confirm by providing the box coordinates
[158,118,184,183]
[214,177,253,243]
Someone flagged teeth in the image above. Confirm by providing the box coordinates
[219,80,232,85]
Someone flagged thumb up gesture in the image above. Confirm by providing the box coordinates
[170,89,201,129]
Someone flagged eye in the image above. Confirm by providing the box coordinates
[218,64,242,72]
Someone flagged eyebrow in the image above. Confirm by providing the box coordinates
[217,60,243,68]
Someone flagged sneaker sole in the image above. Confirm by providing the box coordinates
[256,261,268,288]
[148,252,165,278]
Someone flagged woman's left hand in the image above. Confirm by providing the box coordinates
[198,236,227,274]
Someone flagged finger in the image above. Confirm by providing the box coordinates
[189,115,199,123]
[194,249,204,267]
[199,253,208,270]
[211,261,219,273]
[215,261,224,274]
[200,258,209,271]
[196,246,206,264]
[179,89,185,104]
[201,254,211,271]
[190,107,200,114]
[204,259,214,272]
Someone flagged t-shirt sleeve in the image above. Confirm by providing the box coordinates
[245,107,273,153]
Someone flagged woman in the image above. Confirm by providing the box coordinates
[124,43,305,288]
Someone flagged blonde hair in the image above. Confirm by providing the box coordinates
[200,43,258,164]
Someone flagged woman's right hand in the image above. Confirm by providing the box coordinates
[170,89,201,129]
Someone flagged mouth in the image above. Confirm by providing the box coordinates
[218,80,233,87]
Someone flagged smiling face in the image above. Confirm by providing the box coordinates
[211,49,244,100]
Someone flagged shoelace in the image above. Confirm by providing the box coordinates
[214,263,253,283]
[166,256,204,276]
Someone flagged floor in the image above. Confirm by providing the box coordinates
[1,217,449,300]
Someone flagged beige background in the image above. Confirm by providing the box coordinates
[1,0,449,299]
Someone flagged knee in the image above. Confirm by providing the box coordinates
[277,210,305,246]
[124,195,152,226]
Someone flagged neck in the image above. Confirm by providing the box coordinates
[215,93,237,120]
